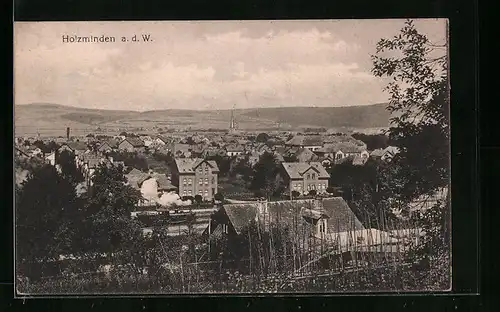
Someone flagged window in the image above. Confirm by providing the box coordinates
[312,173,316,179]
[205,190,209,196]
[205,167,209,174]
[205,178,209,185]
[199,190,203,195]
[222,224,228,234]
[188,190,192,195]
[198,167,203,173]
[319,220,327,234]
[307,174,310,179]
[188,178,192,185]
[199,179,203,185]
[183,190,187,196]
[307,184,311,191]
[183,178,187,186]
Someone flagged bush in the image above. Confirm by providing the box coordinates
[291,191,300,198]
[308,190,317,196]
[214,193,224,202]
[194,195,203,204]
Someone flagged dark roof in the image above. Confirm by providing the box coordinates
[151,173,177,191]
[125,168,150,189]
[62,141,88,151]
[322,197,365,233]
[122,137,144,147]
[222,198,361,235]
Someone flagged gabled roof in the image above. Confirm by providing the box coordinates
[175,158,219,173]
[121,137,144,147]
[61,141,88,151]
[281,162,330,179]
[125,168,150,189]
[226,144,244,152]
[286,135,323,147]
[151,173,177,191]
[370,149,385,157]
[383,146,401,157]
[222,198,362,235]
[352,154,369,166]
[324,142,365,154]
[155,135,170,144]
[321,197,365,233]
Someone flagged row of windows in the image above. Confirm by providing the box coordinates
[182,189,210,196]
[293,183,327,190]
[198,167,210,174]
[183,177,215,186]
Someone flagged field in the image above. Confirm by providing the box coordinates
[14,103,392,137]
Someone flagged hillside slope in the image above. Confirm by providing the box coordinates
[14,103,391,136]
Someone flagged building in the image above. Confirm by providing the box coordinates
[206,198,364,242]
[98,139,119,154]
[281,162,330,195]
[58,141,89,155]
[285,135,323,151]
[153,135,170,147]
[45,152,56,166]
[118,137,145,153]
[174,158,219,200]
[171,143,192,158]
[225,144,244,157]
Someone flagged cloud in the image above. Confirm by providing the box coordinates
[14,21,446,110]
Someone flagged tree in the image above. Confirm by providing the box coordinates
[78,164,143,258]
[214,192,224,202]
[16,165,81,280]
[291,190,300,199]
[250,152,285,199]
[371,19,449,201]
[308,190,317,196]
[256,133,269,143]
[371,19,450,287]
[56,150,84,186]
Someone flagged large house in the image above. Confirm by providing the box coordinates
[205,198,365,242]
[173,158,219,201]
[58,141,89,155]
[118,137,145,153]
[281,162,330,195]
[285,135,323,152]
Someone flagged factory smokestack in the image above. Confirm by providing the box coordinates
[66,127,70,140]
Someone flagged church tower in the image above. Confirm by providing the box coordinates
[229,104,237,133]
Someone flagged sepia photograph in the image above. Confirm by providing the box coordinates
[14,19,450,295]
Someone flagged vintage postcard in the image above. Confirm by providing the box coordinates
[14,19,450,295]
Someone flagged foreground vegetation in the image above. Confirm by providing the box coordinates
[16,20,450,294]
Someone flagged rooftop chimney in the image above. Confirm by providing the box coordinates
[66,127,70,140]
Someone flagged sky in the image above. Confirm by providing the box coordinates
[14,19,447,111]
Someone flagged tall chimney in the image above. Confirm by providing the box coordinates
[66,127,70,140]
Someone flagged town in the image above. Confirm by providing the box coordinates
[15,19,450,294]
[15,110,447,293]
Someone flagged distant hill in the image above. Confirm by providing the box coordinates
[14,103,392,136]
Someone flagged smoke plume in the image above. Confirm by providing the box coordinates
[140,178,191,207]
